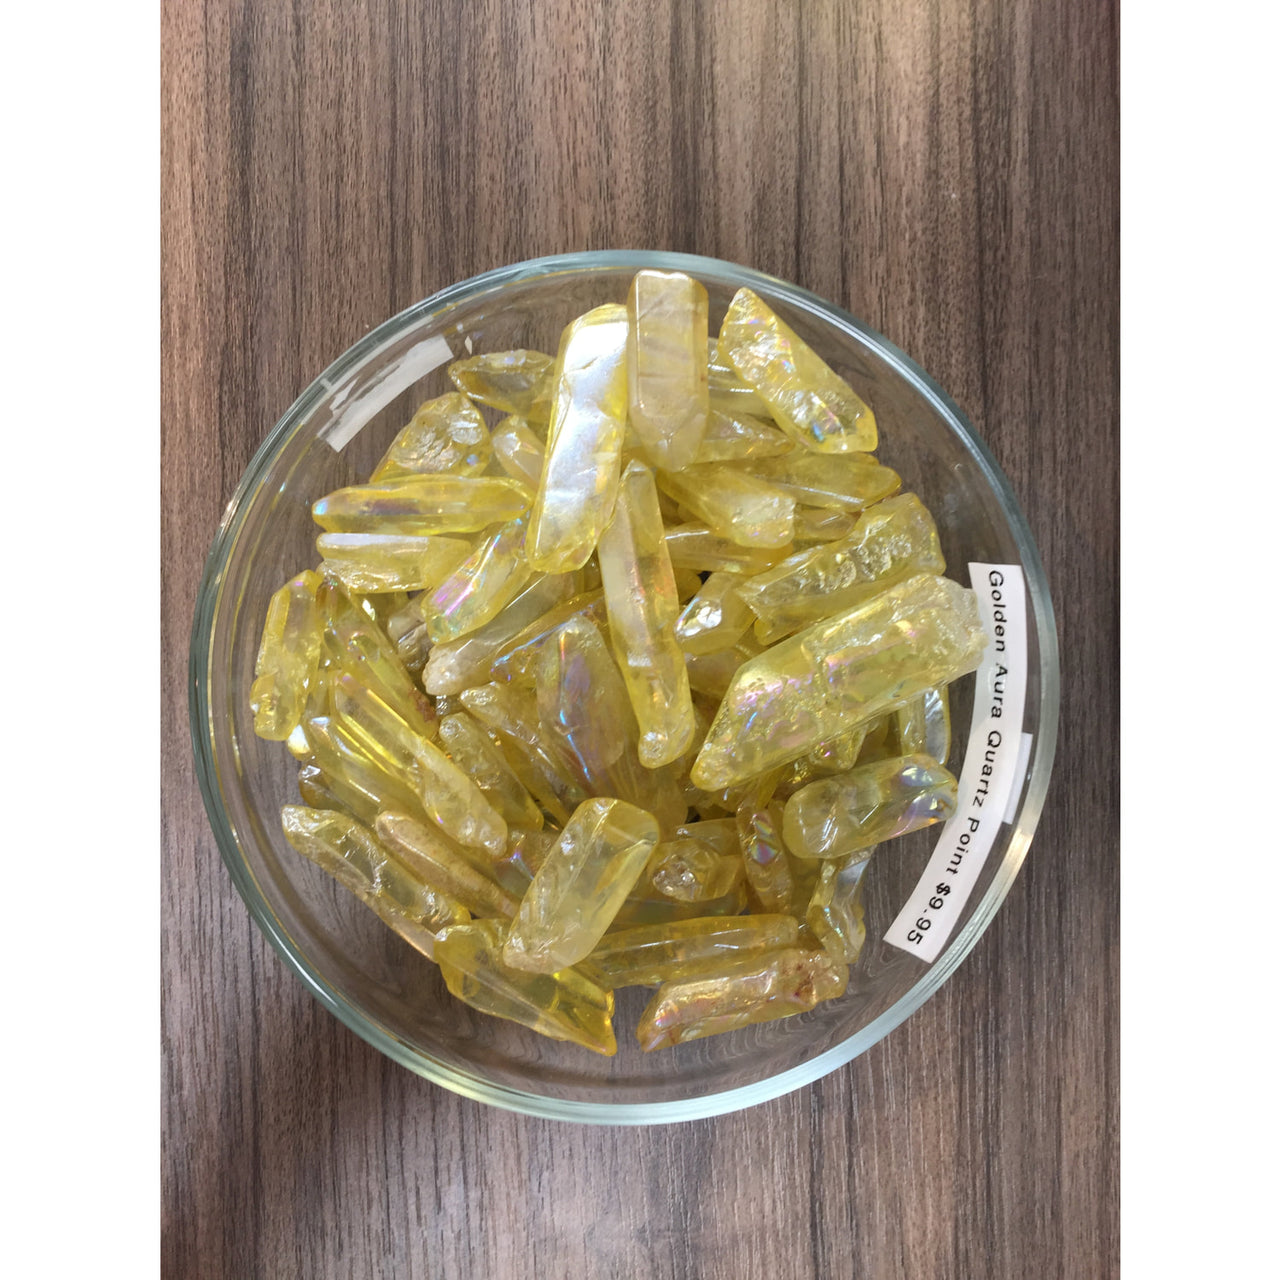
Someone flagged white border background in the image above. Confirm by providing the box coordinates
[6,3,158,1273]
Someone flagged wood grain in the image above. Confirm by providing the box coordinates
[161,1,1118,1276]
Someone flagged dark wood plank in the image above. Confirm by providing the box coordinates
[162,1,1118,1275]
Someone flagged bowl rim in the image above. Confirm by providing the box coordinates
[189,248,1060,1124]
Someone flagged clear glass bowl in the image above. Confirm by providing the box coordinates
[190,250,1059,1123]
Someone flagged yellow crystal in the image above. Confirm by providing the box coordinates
[608,881,749,931]
[656,463,795,549]
[316,533,473,594]
[894,685,951,765]
[646,836,744,903]
[491,415,546,487]
[317,577,437,738]
[783,752,958,857]
[502,798,660,974]
[706,338,771,417]
[312,474,531,536]
[250,570,324,740]
[374,811,520,919]
[792,507,858,543]
[744,450,900,511]
[806,852,874,962]
[459,681,588,825]
[737,493,946,642]
[597,461,696,768]
[527,305,630,572]
[281,806,467,958]
[636,947,849,1050]
[691,573,987,790]
[693,410,794,464]
[437,711,544,832]
[717,287,877,453]
[434,919,617,1055]
[421,573,573,695]
[488,589,608,686]
[674,572,755,655]
[448,350,555,421]
[586,915,799,988]
[664,523,794,575]
[625,269,710,471]
[369,392,491,480]
[423,516,532,643]
[738,796,794,915]
[297,761,380,828]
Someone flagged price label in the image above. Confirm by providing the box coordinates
[884,563,1030,962]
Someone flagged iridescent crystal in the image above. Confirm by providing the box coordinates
[664,523,794,575]
[783,752,958,857]
[370,392,491,480]
[421,573,573,694]
[744,450,900,511]
[737,494,946,643]
[674,572,755,655]
[281,806,467,958]
[626,269,710,471]
[435,919,617,1055]
[656,464,795,549]
[691,574,987,789]
[586,915,799,988]
[502,798,660,973]
[423,516,532,643]
[491,415,546,486]
[894,685,951,764]
[312,474,531,535]
[597,461,696,768]
[636,948,849,1050]
[250,570,324,740]
[437,711,545,831]
[316,533,473,594]
[459,681,588,825]
[693,410,793,464]
[717,287,877,453]
[448,350,555,421]
[806,852,874,962]
[374,811,520,919]
[527,305,630,572]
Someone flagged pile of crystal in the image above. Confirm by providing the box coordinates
[251,272,988,1055]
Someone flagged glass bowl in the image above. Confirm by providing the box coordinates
[190,250,1059,1123]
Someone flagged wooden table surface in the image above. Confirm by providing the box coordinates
[161,2,1118,1275]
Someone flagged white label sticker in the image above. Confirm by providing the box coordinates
[322,334,455,452]
[884,563,1029,962]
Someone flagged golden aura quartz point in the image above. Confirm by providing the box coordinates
[692,409,794,464]
[736,492,947,642]
[894,685,952,765]
[806,851,874,963]
[311,474,532,536]
[502,798,660,974]
[626,269,710,472]
[691,573,987,790]
[316,533,473,595]
[250,569,324,740]
[717,287,877,454]
[281,806,468,958]
[597,461,696,768]
[448,350,555,421]
[636,947,849,1051]
[491,416,546,487]
[434,919,617,1055]
[584,914,800,988]
[743,450,901,512]
[421,573,573,695]
[369,392,491,480]
[527,304,630,572]
[674,572,756,656]
[783,752,958,858]
[436,711,545,832]
[374,811,520,920]
[656,463,795,549]
[423,516,533,644]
